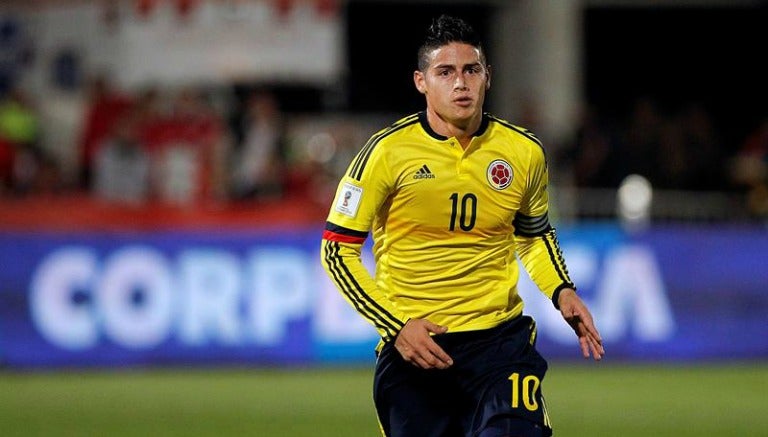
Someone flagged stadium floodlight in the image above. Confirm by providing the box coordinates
[617,174,652,232]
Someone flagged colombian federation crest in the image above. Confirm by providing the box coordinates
[487,159,513,190]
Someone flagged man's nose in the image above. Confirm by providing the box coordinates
[454,75,468,90]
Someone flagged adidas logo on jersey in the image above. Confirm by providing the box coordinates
[413,164,435,179]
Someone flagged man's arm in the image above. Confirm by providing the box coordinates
[515,138,604,360]
[321,226,407,342]
[321,228,453,369]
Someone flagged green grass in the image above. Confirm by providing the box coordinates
[0,362,765,436]
[546,362,767,436]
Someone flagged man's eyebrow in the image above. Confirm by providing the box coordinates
[432,63,456,70]
[432,62,482,70]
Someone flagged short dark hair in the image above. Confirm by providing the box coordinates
[417,15,485,71]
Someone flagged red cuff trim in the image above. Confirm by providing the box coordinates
[323,230,366,244]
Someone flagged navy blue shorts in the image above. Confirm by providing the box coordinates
[373,315,552,437]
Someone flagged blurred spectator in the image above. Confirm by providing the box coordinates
[0,137,13,191]
[565,100,729,193]
[169,87,231,203]
[141,86,228,205]
[0,15,33,97]
[0,88,38,149]
[730,117,768,218]
[618,96,664,185]
[655,104,726,191]
[0,87,60,195]
[38,47,87,189]
[655,118,688,189]
[230,88,287,200]
[677,104,724,190]
[93,113,149,205]
[78,74,134,189]
[562,103,622,188]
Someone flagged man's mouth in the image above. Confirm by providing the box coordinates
[454,96,473,106]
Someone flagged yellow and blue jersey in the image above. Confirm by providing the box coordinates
[321,111,574,343]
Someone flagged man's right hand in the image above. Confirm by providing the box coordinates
[394,319,454,369]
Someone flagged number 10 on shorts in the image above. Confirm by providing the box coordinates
[508,373,541,411]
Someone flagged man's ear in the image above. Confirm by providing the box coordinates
[414,70,427,94]
[485,65,492,90]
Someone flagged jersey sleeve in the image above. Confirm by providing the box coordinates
[320,139,409,341]
[513,142,576,309]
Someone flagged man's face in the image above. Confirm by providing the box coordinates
[414,42,490,128]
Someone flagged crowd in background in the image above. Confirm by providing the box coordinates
[557,97,767,219]
[0,76,346,210]
[0,77,766,220]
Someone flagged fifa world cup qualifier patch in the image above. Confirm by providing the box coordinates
[335,182,363,217]
[487,159,513,190]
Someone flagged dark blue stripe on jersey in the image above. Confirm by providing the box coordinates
[323,241,397,337]
[488,114,547,167]
[489,114,543,147]
[349,114,419,181]
[349,129,387,179]
[542,229,571,286]
[324,222,369,239]
[513,212,551,237]
[324,242,398,337]
[323,240,403,339]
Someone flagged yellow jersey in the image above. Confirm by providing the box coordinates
[321,112,574,342]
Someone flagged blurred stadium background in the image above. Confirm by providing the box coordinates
[0,0,766,436]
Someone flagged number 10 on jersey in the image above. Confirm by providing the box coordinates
[449,193,477,231]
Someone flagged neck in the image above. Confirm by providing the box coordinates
[426,109,482,149]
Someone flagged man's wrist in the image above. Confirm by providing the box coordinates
[552,284,576,310]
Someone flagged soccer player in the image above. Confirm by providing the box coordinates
[320,14,604,437]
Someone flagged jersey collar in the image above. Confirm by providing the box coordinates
[418,111,490,141]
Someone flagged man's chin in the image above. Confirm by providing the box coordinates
[451,107,479,121]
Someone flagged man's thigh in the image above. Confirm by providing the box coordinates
[374,343,466,437]
[445,317,553,436]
